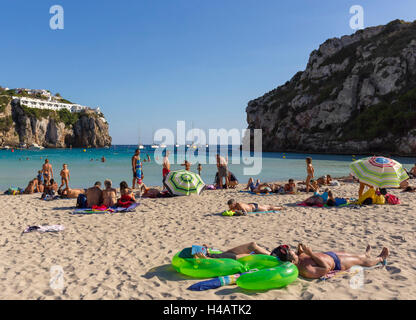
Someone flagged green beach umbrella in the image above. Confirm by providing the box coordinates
[164,170,205,196]
[350,156,409,188]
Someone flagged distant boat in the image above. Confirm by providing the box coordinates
[151,144,159,149]
[1,146,10,150]
[28,143,44,150]
[160,144,167,148]
[139,144,144,149]
[175,144,180,148]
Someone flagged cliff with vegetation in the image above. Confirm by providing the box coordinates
[246,20,416,156]
[0,91,112,148]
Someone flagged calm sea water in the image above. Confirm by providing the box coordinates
[0,145,414,190]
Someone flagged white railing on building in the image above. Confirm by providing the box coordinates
[12,96,99,114]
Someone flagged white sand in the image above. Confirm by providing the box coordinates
[0,181,415,300]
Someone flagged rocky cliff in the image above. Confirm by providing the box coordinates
[0,97,112,148]
[246,19,416,155]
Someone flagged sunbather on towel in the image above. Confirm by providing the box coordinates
[187,242,271,260]
[227,199,283,215]
[244,177,260,192]
[59,187,85,199]
[284,179,297,194]
[139,183,161,198]
[271,243,389,279]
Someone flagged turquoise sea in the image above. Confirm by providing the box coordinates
[0,145,414,190]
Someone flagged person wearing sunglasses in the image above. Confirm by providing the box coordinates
[271,243,389,279]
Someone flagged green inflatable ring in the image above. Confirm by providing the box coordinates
[236,261,298,290]
[172,250,281,279]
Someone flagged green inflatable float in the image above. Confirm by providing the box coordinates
[236,261,298,290]
[172,248,298,289]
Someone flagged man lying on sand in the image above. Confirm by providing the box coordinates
[227,199,284,215]
[272,243,389,279]
[59,187,85,199]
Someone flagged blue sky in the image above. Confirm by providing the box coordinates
[1,0,415,144]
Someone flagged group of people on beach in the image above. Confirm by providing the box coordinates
[15,151,399,281]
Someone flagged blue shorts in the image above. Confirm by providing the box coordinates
[324,251,341,271]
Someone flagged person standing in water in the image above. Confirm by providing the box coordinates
[42,159,53,185]
[162,150,171,180]
[132,149,150,189]
[305,157,314,193]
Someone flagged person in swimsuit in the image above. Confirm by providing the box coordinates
[59,164,70,190]
[42,159,53,184]
[162,150,171,180]
[216,154,229,189]
[24,178,37,194]
[181,160,192,171]
[227,171,239,189]
[245,177,260,192]
[102,179,117,207]
[117,181,136,207]
[131,149,150,189]
[86,181,103,208]
[182,242,272,260]
[284,179,297,194]
[305,157,314,193]
[59,187,85,199]
[227,199,284,215]
[271,243,389,279]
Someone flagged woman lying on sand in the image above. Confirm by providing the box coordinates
[244,178,281,194]
[272,243,389,279]
[227,199,284,215]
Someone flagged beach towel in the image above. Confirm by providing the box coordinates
[71,202,139,215]
[22,225,65,234]
[221,209,280,216]
[239,190,274,196]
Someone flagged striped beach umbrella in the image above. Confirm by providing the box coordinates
[164,170,205,196]
[350,156,409,188]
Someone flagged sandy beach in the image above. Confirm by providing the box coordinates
[0,180,415,300]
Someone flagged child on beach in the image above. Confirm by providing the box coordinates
[305,157,314,192]
[227,199,284,215]
[59,164,70,190]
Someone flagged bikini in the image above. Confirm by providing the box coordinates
[249,203,259,212]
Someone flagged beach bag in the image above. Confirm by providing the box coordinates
[76,194,88,208]
[385,194,400,205]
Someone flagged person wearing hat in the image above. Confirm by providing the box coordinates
[270,243,389,279]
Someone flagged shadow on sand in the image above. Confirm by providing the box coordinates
[142,264,196,282]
